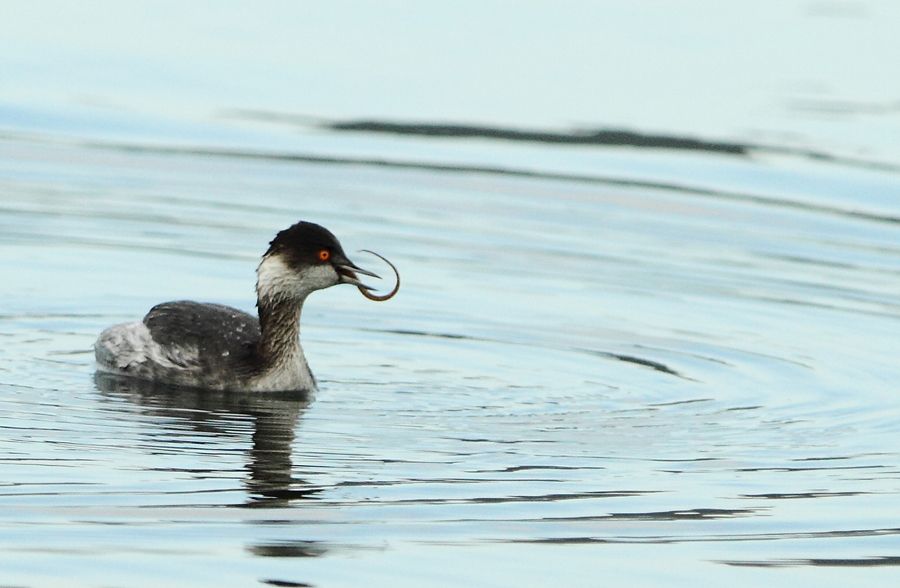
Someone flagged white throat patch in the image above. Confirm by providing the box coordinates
[256,253,338,301]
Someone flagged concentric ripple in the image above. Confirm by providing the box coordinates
[0,133,898,587]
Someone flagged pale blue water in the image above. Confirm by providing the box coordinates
[1,2,900,587]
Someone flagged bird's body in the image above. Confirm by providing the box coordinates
[94,221,397,393]
[94,301,313,392]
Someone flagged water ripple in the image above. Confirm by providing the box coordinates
[1,128,899,586]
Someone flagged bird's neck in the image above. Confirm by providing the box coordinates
[252,253,318,391]
[253,294,315,392]
[257,294,304,364]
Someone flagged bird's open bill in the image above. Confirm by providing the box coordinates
[335,250,400,302]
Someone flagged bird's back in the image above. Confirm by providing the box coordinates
[95,301,262,390]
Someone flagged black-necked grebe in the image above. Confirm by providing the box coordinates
[94,221,399,392]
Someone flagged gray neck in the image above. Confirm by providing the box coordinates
[252,254,320,391]
[257,294,304,367]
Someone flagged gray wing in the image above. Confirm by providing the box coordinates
[143,301,261,371]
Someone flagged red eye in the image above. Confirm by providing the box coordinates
[318,249,330,262]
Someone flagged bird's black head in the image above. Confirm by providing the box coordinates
[265,221,350,268]
[257,221,381,301]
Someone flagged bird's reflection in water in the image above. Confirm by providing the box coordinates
[94,372,318,507]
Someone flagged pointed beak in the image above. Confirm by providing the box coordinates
[334,258,380,290]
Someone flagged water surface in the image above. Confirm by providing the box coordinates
[1,2,900,587]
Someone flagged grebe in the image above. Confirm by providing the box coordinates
[94,221,399,392]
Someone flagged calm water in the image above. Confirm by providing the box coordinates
[2,2,900,587]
